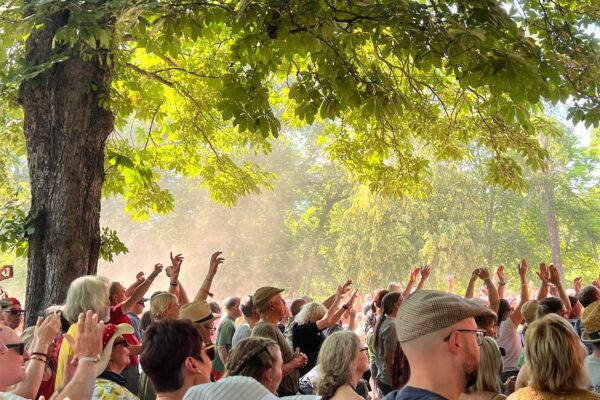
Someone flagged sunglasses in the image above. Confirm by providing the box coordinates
[4,309,25,316]
[113,339,129,348]
[6,342,26,355]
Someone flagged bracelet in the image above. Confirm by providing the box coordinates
[79,356,99,363]
[498,282,506,286]
[170,282,178,286]
[342,305,349,310]
[31,352,48,359]
[30,356,46,363]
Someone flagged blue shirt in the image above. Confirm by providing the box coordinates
[383,386,448,400]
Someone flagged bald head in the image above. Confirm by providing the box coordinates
[400,317,481,400]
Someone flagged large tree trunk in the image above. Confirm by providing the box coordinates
[18,10,113,326]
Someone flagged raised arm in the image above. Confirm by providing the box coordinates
[447,274,455,294]
[495,266,506,299]
[402,267,420,298]
[465,269,480,299]
[121,263,163,314]
[12,314,61,399]
[510,259,529,326]
[328,290,359,330]
[416,265,431,290]
[194,251,224,302]
[548,264,572,314]
[478,268,499,315]
[574,276,583,295]
[316,288,343,330]
[167,252,184,297]
[125,272,145,296]
[323,280,351,309]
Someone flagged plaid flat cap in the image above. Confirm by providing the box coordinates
[396,290,496,343]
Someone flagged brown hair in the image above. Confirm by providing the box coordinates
[225,337,279,384]
[317,331,361,400]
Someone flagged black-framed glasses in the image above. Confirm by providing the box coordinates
[4,309,25,316]
[6,342,26,355]
[360,346,368,353]
[443,329,485,346]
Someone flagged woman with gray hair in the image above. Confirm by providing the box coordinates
[317,331,370,400]
[56,275,111,388]
[292,288,357,377]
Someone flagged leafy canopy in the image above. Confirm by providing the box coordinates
[0,0,599,217]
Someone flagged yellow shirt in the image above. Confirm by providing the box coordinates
[513,386,600,400]
[55,323,79,388]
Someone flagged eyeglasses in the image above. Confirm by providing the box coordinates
[203,344,215,352]
[360,346,368,353]
[443,329,485,346]
[113,339,129,348]
[6,342,26,355]
[4,309,25,316]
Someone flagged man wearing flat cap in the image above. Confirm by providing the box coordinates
[252,286,308,396]
[384,290,495,400]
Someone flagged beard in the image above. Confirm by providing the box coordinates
[463,349,480,389]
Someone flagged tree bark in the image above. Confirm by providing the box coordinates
[18,10,113,326]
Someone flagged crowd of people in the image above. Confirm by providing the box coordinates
[2,253,600,400]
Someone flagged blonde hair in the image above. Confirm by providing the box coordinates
[525,314,588,394]
[295,302,326,325]
[63,275,110,323]
[317,331,360,400]
[465,337,503,394]
[151,292,177,320]
[225,337,279,386]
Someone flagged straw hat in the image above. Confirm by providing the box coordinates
[96,323,134,376]
[582,301,600,343]
[180,300,220,324]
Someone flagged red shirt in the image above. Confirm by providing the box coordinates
[109,303,140,365]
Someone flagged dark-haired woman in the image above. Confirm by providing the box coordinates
[373,291,402,397]
[140,319,212,400]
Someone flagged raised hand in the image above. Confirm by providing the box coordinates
[517,259,527,278]
[170,252,184,269]
[343,290,358,309]
[209,251,224,274]
[420,265,431,279]
[548,264,562,286]
[135,271,145,282]
[340,279,352,295]
[471,268,481,280]
[152,263,164,276]
[536,262,550,285]
[495,265,505,284]
[34,313,61,350]
[478,268,491,281]
[574,276,583,293]
[448,274,456,285]
[410,267,421,282]
[64,311,104,379]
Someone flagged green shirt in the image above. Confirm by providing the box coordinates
[252,321,299,396]
[212,316,236,372]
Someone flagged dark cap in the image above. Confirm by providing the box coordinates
[396,290,496,343]
[253,287,284,309]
